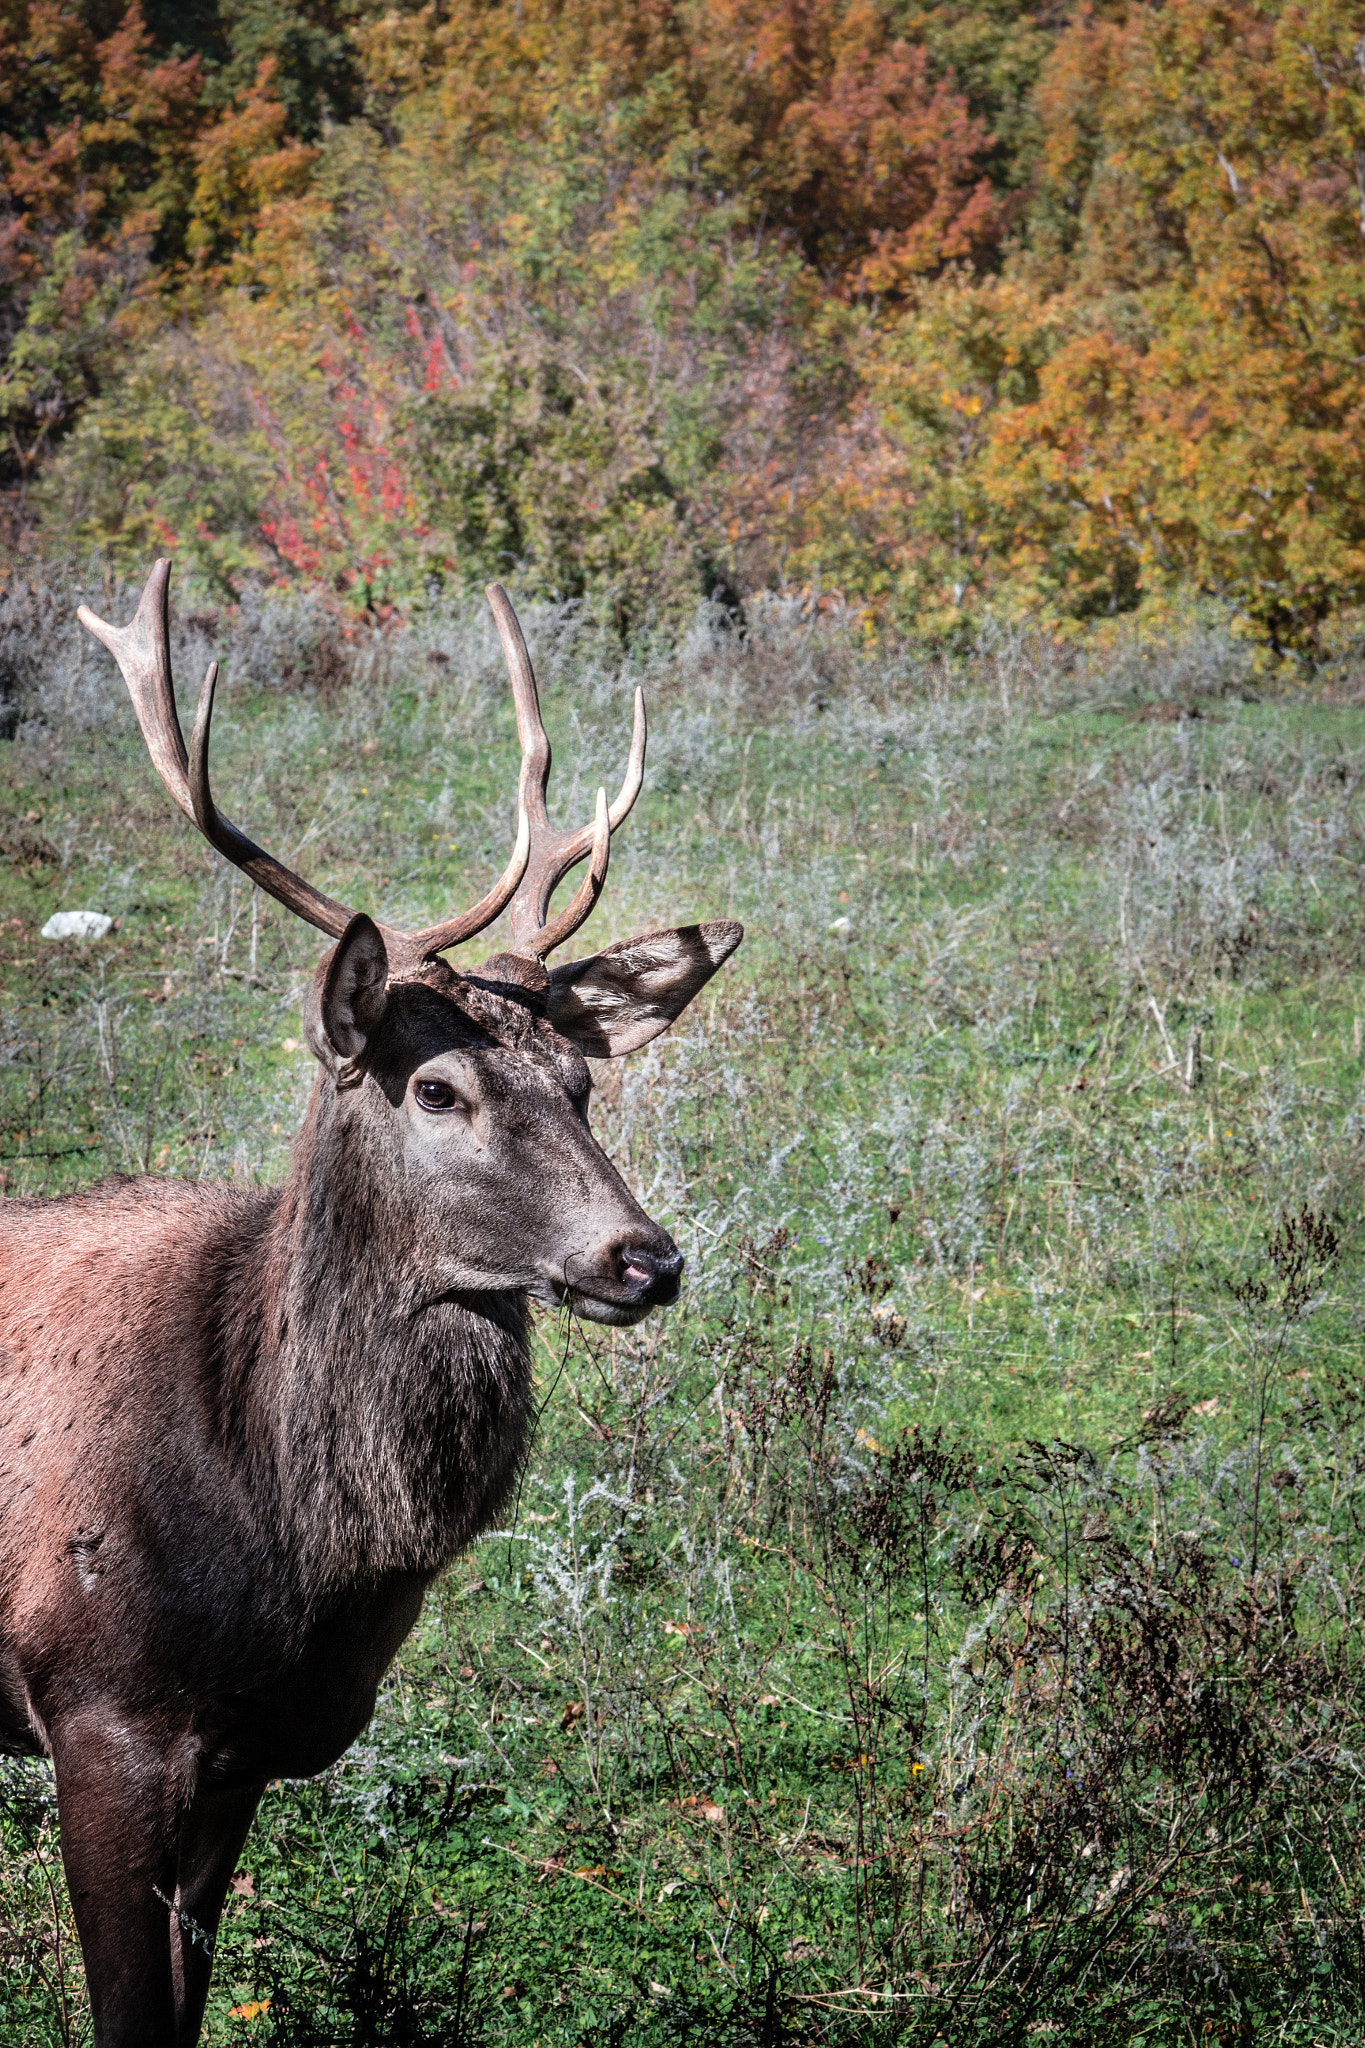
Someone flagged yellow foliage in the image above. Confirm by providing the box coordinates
[188,60,316,278]
[12,0,1365,646]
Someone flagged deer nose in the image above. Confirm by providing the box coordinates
[618,1240,685,1305]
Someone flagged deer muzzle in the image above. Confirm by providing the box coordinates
[548,1227,684,1324]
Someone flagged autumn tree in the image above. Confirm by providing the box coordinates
[14,0,1365,650]
[858,0,1365,646]
[0,2,202,508]
[40,0,1005,613]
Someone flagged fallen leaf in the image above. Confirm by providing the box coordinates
[677,1793,724,1822]
[228,2000,271,2021]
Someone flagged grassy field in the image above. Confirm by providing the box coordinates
[2,576,1365,2044]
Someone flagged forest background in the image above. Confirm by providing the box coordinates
[10,8,1365,2040]
[3,0,1365,655]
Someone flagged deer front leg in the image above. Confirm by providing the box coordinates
[51,1706,195,2047]
[171,1781,265,2047]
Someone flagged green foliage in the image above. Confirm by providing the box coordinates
[200,1,371,137]
[41,329,270,588]
[3,585,1365,2037]
[901,0,1056,195]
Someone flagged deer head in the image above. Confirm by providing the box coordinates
[79,563,741,1326]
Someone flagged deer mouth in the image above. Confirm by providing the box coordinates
[538,1243,685,1325]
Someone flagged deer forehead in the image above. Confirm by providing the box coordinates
[367,978,587,1103]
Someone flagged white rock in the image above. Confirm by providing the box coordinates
[41,910,113,941]
[828,915,852,933]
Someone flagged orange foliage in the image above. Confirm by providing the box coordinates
[0,2,202,255]
[187,59,317,278]
[10,0,1365,647]
[676,0,1001,286]
[359,0,1000,292]
[852,0,1365,645]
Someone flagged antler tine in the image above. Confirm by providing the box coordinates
[81,561,356,941]
[515,688,644,942]
[483,583,647,957]
[482,583,553,828]
[392,578,539,961]
[78,560,191,819]
[529,786,610,959]
[610,688,647,830]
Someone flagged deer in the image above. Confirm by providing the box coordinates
[0,561,741,2047]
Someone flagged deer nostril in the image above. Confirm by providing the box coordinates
[620,1243,685,1294]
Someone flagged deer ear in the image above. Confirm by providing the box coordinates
[308,914,390,1071]
[546,920,742,1058]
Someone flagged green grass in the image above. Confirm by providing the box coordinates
[3,592,1365,2044]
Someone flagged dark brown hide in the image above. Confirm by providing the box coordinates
[0,921,739,2045]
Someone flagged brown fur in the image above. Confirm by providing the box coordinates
[0,916,739,2046]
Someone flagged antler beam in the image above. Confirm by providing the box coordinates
[81,564,359,939]
[78,562,644,975]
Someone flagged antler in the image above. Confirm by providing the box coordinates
[78,562,641,975]
[78,560,531,971]
[484,583,646,959]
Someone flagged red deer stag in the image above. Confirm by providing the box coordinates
[0,561,740,2047]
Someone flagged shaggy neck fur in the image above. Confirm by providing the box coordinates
[219,1074,532,1593]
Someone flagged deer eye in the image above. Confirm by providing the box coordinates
[414,1078,465,1114]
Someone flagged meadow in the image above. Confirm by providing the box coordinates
[1,573,1365,2044]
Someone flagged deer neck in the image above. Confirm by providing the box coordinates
[230,1085,533,1590]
